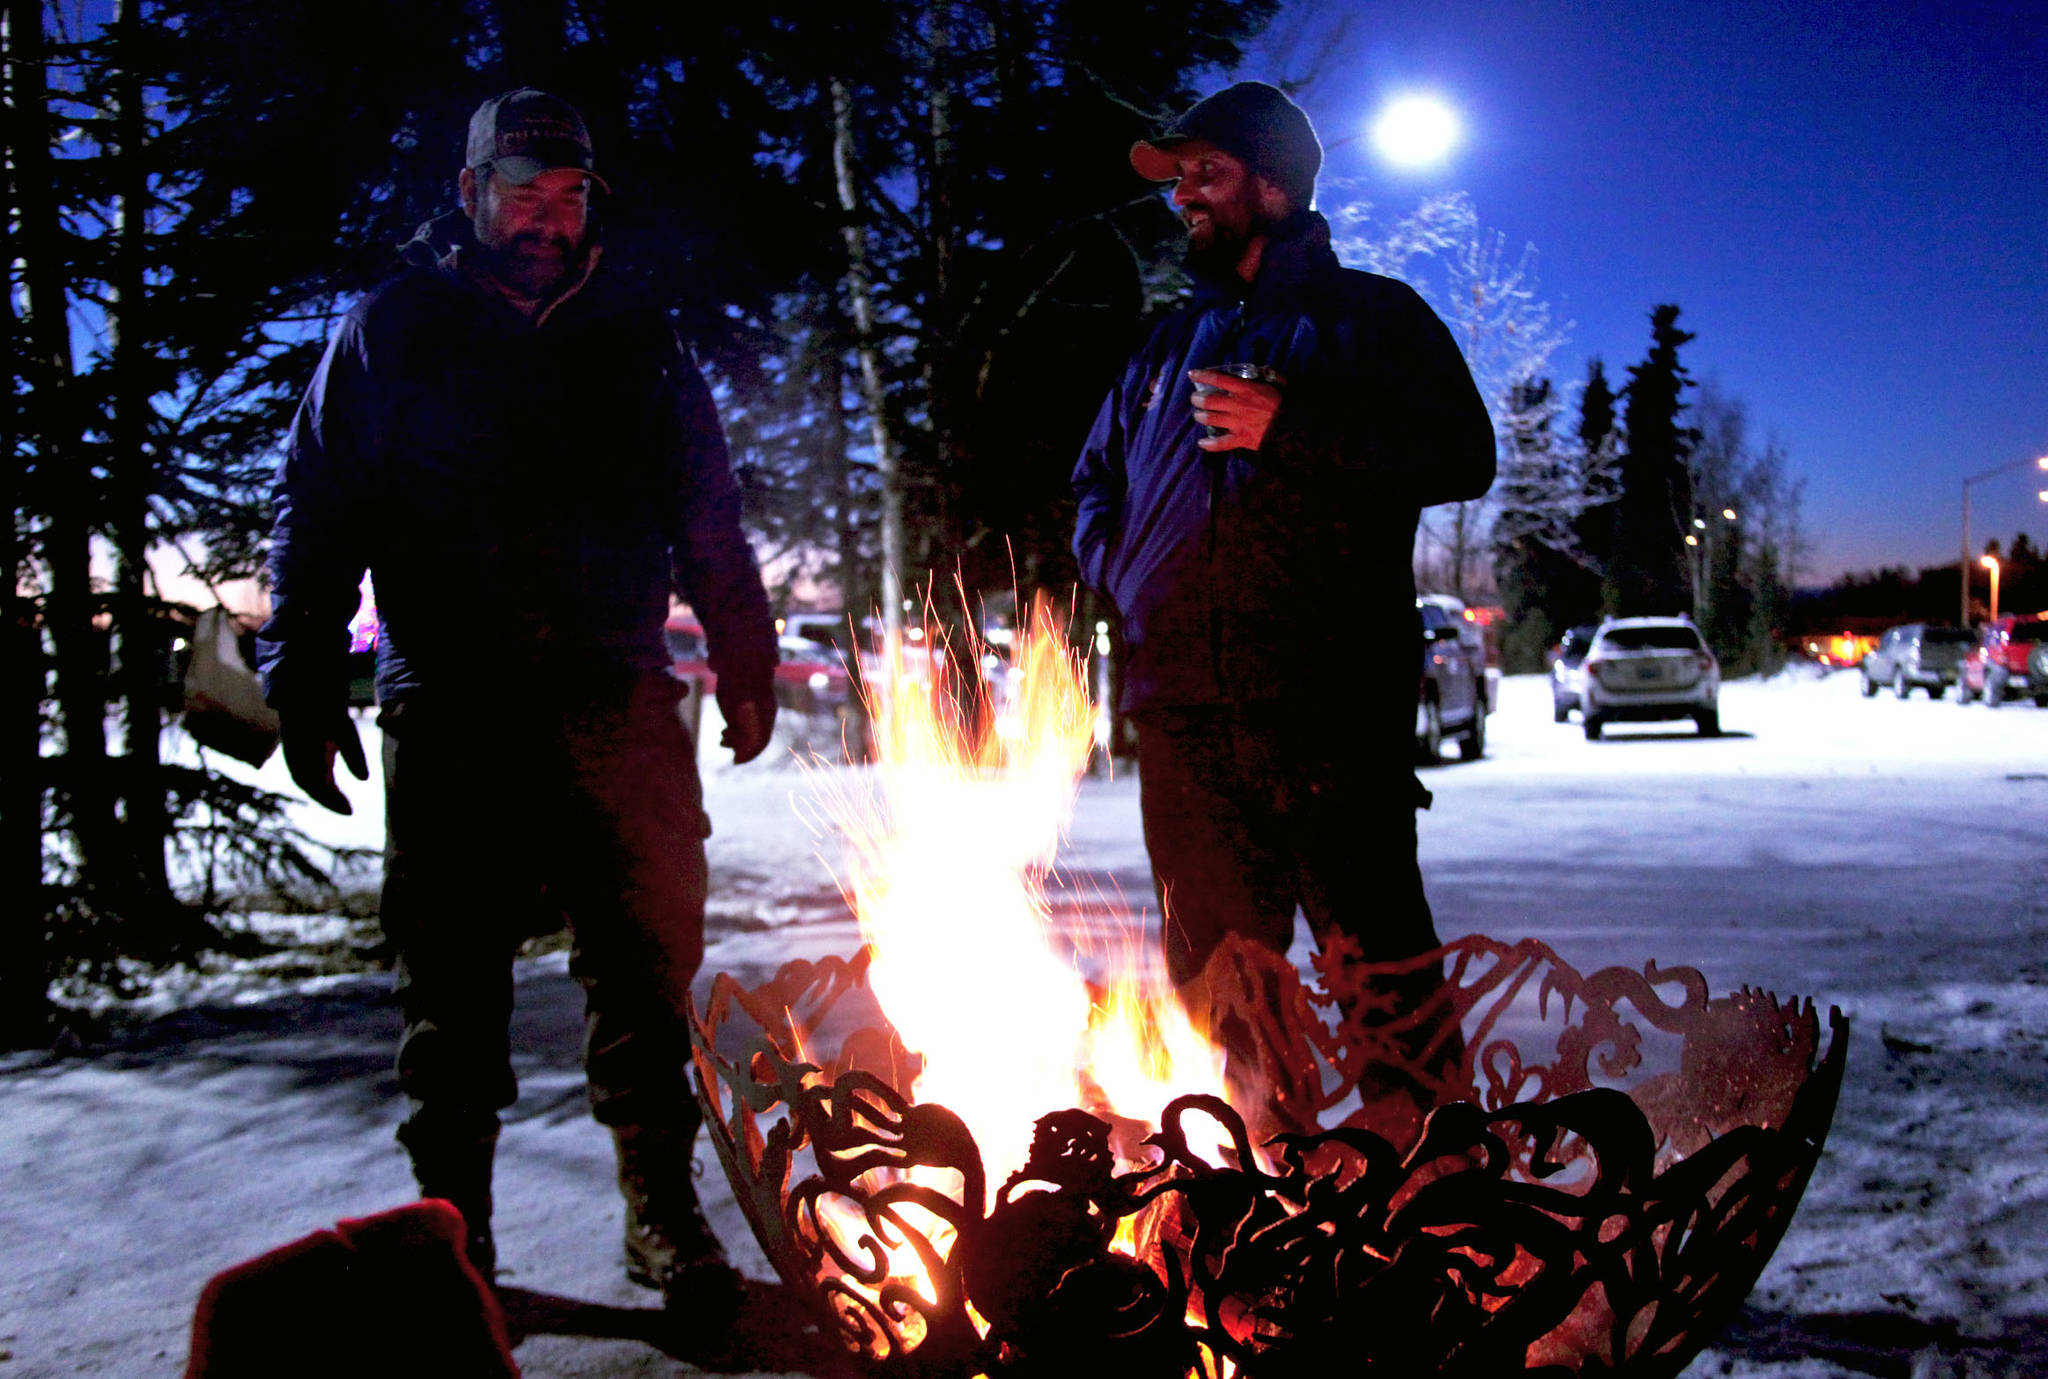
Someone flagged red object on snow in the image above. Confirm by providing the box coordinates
[184,1199,518,1378]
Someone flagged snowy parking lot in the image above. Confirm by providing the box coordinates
[3,665,2044,1377]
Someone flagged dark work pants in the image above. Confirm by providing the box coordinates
[379,671,710,1155]
[1134,699,1438,989]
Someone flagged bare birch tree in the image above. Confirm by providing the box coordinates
[1330,192,1570,597]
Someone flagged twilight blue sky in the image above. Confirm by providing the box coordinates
[1251,0,2047,583]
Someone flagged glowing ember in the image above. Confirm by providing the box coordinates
[808,595,1231,1201]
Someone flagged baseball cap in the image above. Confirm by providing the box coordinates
[465,88,609,191]
[1129,81,1321,206]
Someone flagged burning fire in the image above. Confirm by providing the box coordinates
[807,595,1232,1201]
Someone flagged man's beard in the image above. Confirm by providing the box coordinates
[1182,204,1273,279]
[477,229,579,297]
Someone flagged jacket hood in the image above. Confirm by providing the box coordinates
[397,209,626,325]
[399,210,474,269]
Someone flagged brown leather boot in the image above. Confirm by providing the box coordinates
[611,1124,740,1307]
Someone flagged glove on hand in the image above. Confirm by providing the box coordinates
[720,696,777,765]
[280,706,369,815]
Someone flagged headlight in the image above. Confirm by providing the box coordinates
[808,672,830,691]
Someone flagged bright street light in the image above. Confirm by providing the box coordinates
[1370,94,1460,169]
[1981,554,2002,623]
[1960,454,2048,624]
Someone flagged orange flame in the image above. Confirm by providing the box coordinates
[807,594,1233,1203]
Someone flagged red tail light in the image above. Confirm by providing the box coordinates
[1696,652,1713,672]
[1585,658,1604,678]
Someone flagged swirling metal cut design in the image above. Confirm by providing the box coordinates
[687,934,1846,1378]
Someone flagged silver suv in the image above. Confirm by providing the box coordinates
[1550,623,1600,723]
[1861,623,1971,700]
[1580,616,1720,740]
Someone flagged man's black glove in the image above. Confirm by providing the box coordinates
[279,705,369,814]
[719,694,777,765]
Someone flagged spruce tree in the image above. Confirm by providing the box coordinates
[1606,306,1696,617]
[1578,357,1617,457]
[1564,357,1620,623]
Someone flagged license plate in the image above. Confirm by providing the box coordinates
[1635,666,1662,682]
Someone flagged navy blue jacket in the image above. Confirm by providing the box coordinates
[258,214,776,720]
[1071,211,1495,712]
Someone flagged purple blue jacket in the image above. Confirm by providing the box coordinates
[1072,210,1495,713]
[257,213,776,721]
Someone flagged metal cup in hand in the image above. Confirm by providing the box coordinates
[1191,362,1283,439]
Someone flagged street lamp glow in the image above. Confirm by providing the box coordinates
[1371,94,1460,169]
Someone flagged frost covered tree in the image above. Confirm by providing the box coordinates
[1330,192,1569,598]
[1492,375,1621,577]
[1688,382,1804,673]
[1489,376,1618,669]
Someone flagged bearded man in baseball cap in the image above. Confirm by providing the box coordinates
[1071,81,1496,1121]
[258,87,779,1311]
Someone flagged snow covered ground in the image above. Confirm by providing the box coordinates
[3,666,2045,1377]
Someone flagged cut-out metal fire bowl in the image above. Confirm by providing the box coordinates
[688,933,1847,1378]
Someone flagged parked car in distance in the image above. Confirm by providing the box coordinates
[665,614,857,712]
[775,634,855,716]
[1957,614,2048,707]
[779,611,856,648]
[1861,623,1972,700]
[1580,616,1720,740]
[1550,623,1601,723]
[664,613,713,686]
[1803,630,1878,669]
[1416,594,1490,763]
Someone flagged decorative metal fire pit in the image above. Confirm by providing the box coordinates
[689,932,1847,1378]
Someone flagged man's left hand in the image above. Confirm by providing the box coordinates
[722,698,775,764]
[1189,369,1283,452]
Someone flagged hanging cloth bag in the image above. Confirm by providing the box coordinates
[182,607,281,767]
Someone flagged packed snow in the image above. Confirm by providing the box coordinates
[3,665,2045,1377]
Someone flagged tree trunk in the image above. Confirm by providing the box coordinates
[918,2,957,587]
[19,3,108,836]
[1447,501,1472,600]
[2,0,62,1040]
[813,336,867,622]
[832,73,904,635]
[110,0,171,915]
